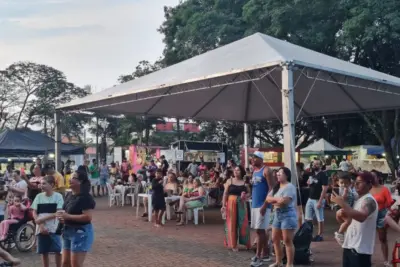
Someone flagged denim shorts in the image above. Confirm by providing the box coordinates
[99,176,108,186]
[62,224,94,253]
[272,210,297,230]
[37,234,62,254]
[305,199,325,222]
[376,208,388,229]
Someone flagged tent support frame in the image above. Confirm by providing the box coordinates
[64,67,277,114]
[281,62,297,185]
[54,111,62,172]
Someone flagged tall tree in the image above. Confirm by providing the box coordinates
[0,74,19,129]
[0,62,88,133]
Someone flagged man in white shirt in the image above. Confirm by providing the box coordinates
[331,172,378,267]
[185,160,198,177]
[339,159,350,172]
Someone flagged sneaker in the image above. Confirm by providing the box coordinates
[251,256,271,262]
[384,261,391,267]
[250,257,263,267]
[334,232,344,245]
[262,256,271,262]
[312,235,324,242]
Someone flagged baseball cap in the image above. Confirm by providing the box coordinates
[250,151,264,159]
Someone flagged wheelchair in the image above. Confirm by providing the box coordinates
[0,202,35,252]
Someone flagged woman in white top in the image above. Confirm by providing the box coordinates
[331,171,378,267]
[7,171,28,200]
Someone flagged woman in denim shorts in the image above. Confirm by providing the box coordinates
[57,170,95,267]
[266,167,297,267]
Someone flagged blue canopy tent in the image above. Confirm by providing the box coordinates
[0,129,84,156]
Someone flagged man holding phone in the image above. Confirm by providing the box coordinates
[305,159,328,242]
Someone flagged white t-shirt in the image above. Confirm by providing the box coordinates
[339,161,349,172]
[342,193,378,255]
[14,180,28,199]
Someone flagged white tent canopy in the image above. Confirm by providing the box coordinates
[55,32,400,177]
[58,33,400,122]
[301,138,352,155]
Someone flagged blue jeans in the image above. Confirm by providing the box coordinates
[62,224,94,253]
[272,210,297,230]
[305,199,325,222]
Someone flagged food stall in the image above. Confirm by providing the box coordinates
[171,140,227,171]
[240,146,301,168]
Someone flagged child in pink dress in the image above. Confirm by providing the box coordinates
[0,196,27,240]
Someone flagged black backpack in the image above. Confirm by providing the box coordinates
[283,221,313,265]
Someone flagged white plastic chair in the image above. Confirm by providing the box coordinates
[127,184,138,207]
[186,206,205,225]
[186,191,208,225]
[106,183,122,207]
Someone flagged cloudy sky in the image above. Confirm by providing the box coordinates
[0,0,180,92]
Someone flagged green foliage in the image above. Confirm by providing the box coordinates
[118,60,163,83]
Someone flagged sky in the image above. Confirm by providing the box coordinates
[0,0,180,92]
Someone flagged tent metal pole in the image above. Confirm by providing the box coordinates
[96,116,99,164]
[281,62,297,186]
[54,111,62,172]
[244,123,249,168]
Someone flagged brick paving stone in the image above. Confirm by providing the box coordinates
[9,198,397,266]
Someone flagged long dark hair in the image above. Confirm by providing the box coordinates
[272,167,291,196]
[76,167,91,194]
[236,165,246,179]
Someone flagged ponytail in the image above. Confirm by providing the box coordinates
[272,182,280,196]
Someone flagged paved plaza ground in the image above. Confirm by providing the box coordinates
[11,198,397,266]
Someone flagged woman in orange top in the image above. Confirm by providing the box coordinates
[370,170,392,267]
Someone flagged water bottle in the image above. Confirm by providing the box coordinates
[221,209,226,220]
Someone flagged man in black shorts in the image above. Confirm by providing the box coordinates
[296,162,309,227]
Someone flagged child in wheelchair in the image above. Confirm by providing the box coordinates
[0,196,27,241]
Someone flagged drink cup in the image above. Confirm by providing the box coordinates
[221,209,226,220]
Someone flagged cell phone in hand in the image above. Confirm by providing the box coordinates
[333,188,339,195]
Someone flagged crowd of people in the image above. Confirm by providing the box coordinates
[217,153,400,267]
[1,153,400,267]
[0,158,96,267]
[108,151,400,267]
